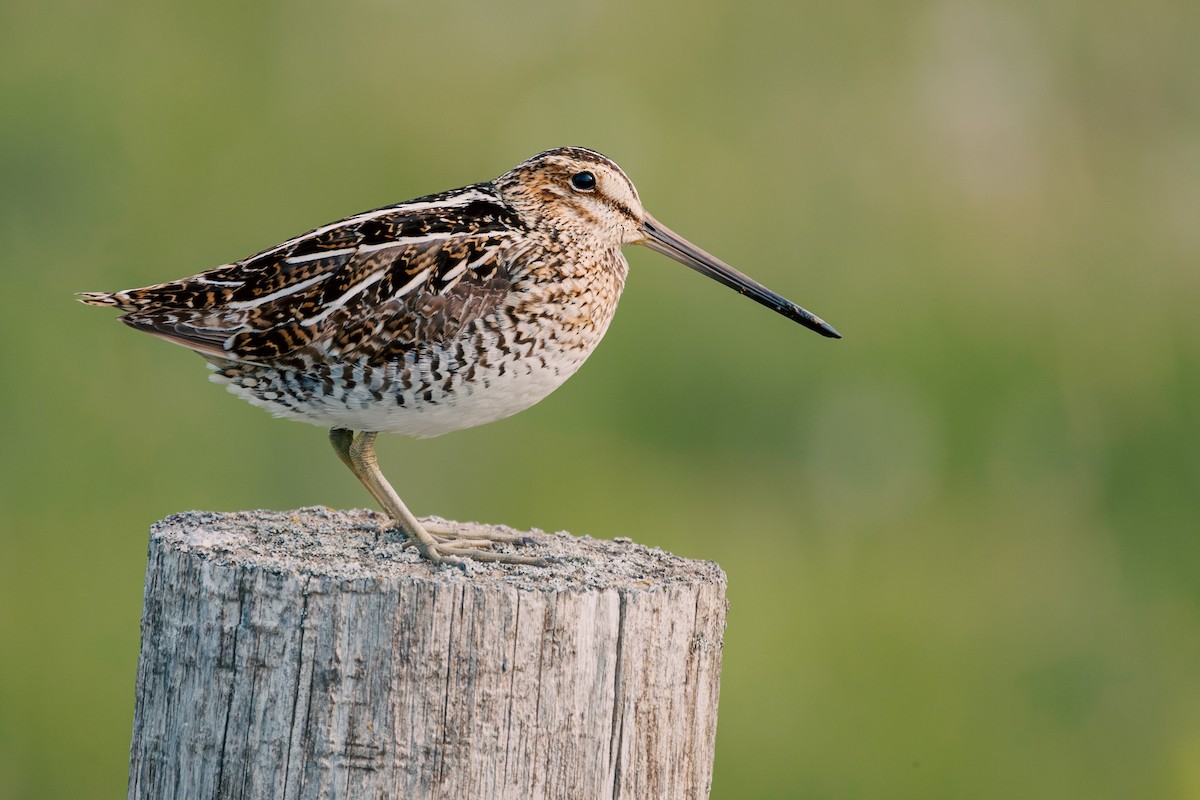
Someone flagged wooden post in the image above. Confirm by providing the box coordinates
[128,508,726,800]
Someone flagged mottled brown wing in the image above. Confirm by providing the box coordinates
[311,273,515,365]
[120,233,516,364]
[97,187,526,363]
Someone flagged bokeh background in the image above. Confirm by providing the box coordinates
[2,0,1198,797]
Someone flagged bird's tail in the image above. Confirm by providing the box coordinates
[77,290,138,311]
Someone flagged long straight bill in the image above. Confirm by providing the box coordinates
[640,214,841,339]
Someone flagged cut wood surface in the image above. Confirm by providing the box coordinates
[129,508,727,800]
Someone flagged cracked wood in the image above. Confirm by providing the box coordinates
[127,508,726,800]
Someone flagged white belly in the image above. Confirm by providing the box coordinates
[208,308,608,438]
[209,255,628,437]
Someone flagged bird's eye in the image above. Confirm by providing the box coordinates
[570,171,597,192]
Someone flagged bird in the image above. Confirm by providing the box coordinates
[80,146,841,567]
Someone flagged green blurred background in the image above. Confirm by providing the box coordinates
[2,0,1198,797]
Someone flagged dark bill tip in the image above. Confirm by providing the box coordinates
[639,215,842,340]
[814,319,842,339]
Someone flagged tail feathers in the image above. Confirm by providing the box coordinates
[77,290,137,311]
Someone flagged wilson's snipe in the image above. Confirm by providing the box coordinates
[81,147,840,566]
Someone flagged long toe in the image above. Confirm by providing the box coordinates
[433,545,548,566]
[421,519,526,544]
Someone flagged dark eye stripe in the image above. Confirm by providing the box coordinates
[593,194,638,222]
[611,200,638,221]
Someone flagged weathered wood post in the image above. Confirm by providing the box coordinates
[128,507,726,800]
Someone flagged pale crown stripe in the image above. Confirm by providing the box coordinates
[227,272,331,309]
[302,270,387,326]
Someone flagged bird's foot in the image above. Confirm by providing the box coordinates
[421,542,547,567]
[423,519,529,544]
[409,519,545,567]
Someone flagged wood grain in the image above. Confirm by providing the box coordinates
[128,508,726,800]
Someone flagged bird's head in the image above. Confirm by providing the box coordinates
[495,146,647,246]
[496,147,841,339]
